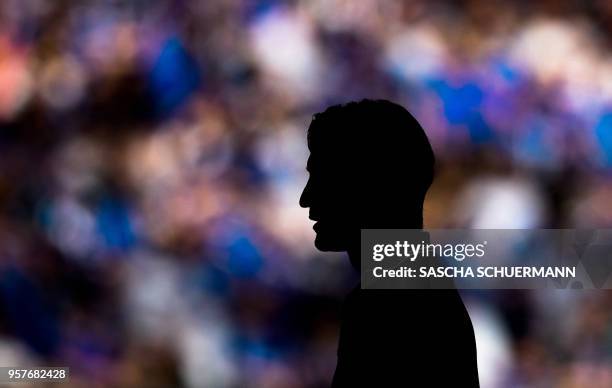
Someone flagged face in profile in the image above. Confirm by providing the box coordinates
[299,152,355,252]
[299,99,434,256]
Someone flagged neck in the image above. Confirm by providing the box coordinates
[347,214,424,271]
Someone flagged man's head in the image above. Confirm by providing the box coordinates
[300,99,434,254]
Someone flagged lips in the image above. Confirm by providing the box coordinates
[309,212,322,231]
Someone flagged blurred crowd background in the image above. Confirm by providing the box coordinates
[1,0,612,387]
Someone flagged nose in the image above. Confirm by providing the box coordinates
[299,178,312,208]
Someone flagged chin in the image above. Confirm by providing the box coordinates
[314,233,348,252]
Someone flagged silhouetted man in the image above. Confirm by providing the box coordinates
[300,100,480,387]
